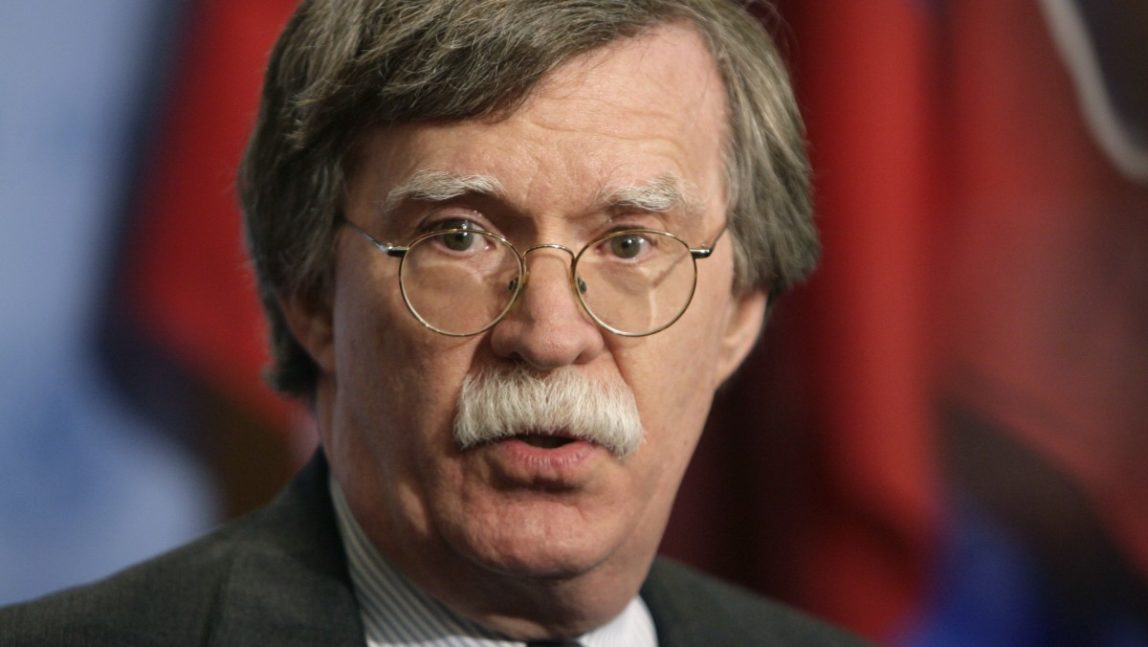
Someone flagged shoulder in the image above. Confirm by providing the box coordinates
[0,455,359,646]
[0,513,257,645]
[641,558,874,647]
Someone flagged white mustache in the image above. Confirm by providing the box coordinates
[453,365,644,458]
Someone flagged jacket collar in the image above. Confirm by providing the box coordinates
[210,452,365,646]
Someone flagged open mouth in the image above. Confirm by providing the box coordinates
[516,433,578,449]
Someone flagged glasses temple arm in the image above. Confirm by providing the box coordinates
[689,224,728,259]
[342,219,409,258]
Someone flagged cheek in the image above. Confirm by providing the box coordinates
[331,308,486,541]
[624,293,729,391]
[619,354,711,522]
[629,355,715,440]
[616,329,720,446]
[613,271,736,458]
[331,266,475,454]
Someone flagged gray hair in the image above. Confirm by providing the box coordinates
[240,0,816,397]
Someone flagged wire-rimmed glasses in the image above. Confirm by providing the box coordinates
[343,221,725,337]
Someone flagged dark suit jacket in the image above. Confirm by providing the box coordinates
[0,455,870,646]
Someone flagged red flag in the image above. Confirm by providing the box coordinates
[121,1,301,433]
[780,1,942,637]
[939,0,1148,581]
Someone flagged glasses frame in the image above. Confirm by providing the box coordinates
[342,220,726,337]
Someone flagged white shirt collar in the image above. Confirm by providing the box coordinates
[329,476,657,647]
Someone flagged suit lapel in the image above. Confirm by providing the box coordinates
[210,453,365,646]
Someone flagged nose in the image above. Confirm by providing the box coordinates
[488,246,606,369]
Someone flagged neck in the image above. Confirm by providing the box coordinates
[390,529,654,639]
[331,476,657,640]
[472,568,648,638]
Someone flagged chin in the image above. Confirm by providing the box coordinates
[480,548,605,581]
[447,506,622,582]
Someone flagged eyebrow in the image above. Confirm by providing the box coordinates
[379,169,701,222]
[380,170,504,217]
[599,173,702,219]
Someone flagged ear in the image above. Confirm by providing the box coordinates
[277,291,336,374]
[714,288,767,384]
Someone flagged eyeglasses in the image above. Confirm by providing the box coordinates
[343,220,725,337]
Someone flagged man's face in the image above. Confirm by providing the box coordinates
[292,23,765,622]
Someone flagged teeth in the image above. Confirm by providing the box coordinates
[520,434,571,449]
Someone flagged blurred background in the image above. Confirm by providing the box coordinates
[1,1,1144,645]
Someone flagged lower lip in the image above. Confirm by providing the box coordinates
[487,437,602,479]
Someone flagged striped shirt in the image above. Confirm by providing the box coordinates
[330,477,658,647]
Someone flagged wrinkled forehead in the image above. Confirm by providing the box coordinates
[345,24,731,237]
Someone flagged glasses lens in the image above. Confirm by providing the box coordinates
[575,230,697,335]
[400,230,520,335]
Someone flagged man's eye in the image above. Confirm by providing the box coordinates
[441,229,480,252]
[421,218,488,251]
[425,217,482,233]
[607,233,649,260]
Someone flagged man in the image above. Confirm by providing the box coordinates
[1,1,867,644]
